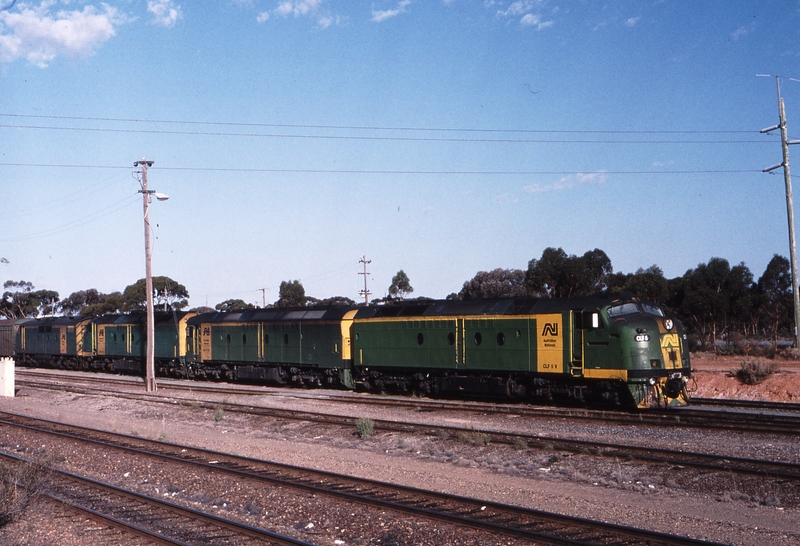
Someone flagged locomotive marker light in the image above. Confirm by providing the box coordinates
[133,158,168,393]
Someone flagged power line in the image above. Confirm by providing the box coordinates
[0,112,757,134]
[0,123,771,144]
[0,162,765,176]
[0,193,140,242]
[2,171,130,221]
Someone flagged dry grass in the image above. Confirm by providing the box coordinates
[0,458,53,528]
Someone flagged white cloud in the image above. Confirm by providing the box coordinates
[371,0,412,23]
[275,0,323,17]
[731,23,754,41]
[652,159,675,168]
[0,2,123,67]
[524,172,607,193]
[495,1,552,30]
[256,11,269,23]
[147,0,182,28]
[272,0,338,28]
[624,16,639,27]
[493,193,518,205]
[520,12,552,30]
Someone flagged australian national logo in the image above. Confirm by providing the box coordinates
[542,323,559,337]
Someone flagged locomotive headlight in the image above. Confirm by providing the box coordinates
[665,319,674,331]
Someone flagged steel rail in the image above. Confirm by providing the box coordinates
[690,396,800,413]
[0,412,722,546]
[17,369,800,435]
[0,451,314,546]
[13,376,800,480]
[30,381,800,474]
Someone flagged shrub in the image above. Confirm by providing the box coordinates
[778,347,800,361]
[748,344,776,359]
[454,431,491,446]
[0,458,53,528]
[356,417,374,439]
[731,359,778,385]
[213,407,224,421]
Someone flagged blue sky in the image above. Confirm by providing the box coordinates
[1,0,800,308]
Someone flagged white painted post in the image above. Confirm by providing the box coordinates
[0,357,14,397]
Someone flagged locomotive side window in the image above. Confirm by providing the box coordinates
[575,310,602,329]
[447,332,455,345]
[242,334,247,345]
[641,303,665,317]
[417,333,424,345]
[474,332,482,346]
[496,332,505,346]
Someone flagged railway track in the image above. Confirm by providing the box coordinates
[691,396,800,412]
[0,451,311,545]
[14,370,800,481]
[16,368,800,435]
[0,412,723,545]
[14,370,800,480]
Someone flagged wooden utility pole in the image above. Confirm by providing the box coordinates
[135,159,157,393]
[762,76,800,348]
[777,79,800,349]
[359,255,371,304]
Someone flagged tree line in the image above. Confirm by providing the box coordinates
[1,247,794,351]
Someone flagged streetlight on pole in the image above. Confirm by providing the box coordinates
[134,158,168,392]
[761,75,800,348]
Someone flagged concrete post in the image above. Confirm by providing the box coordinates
[0,357,14,397]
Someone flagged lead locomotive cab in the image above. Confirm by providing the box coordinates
[599,297,691,408]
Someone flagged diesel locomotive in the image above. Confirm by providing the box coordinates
[8,293,691,408]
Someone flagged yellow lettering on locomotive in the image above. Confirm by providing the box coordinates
[660,333,681,369]
[200,325,212,361]
[97,327,105,355]
[537,314,563,373]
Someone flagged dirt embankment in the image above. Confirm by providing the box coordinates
[690,354,800,402]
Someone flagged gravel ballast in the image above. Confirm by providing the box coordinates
[0,364,797,545]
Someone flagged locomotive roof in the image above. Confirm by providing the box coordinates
[355,293,638,318]
[188,305,354,324]
[186,293,642,324]
[16,315,91,327]
[91,311,194,326]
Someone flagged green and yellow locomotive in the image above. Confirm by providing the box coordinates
[15,312,193,375]
[348,294,689,407]
[11,292,691,408]
[182,293,690,407]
